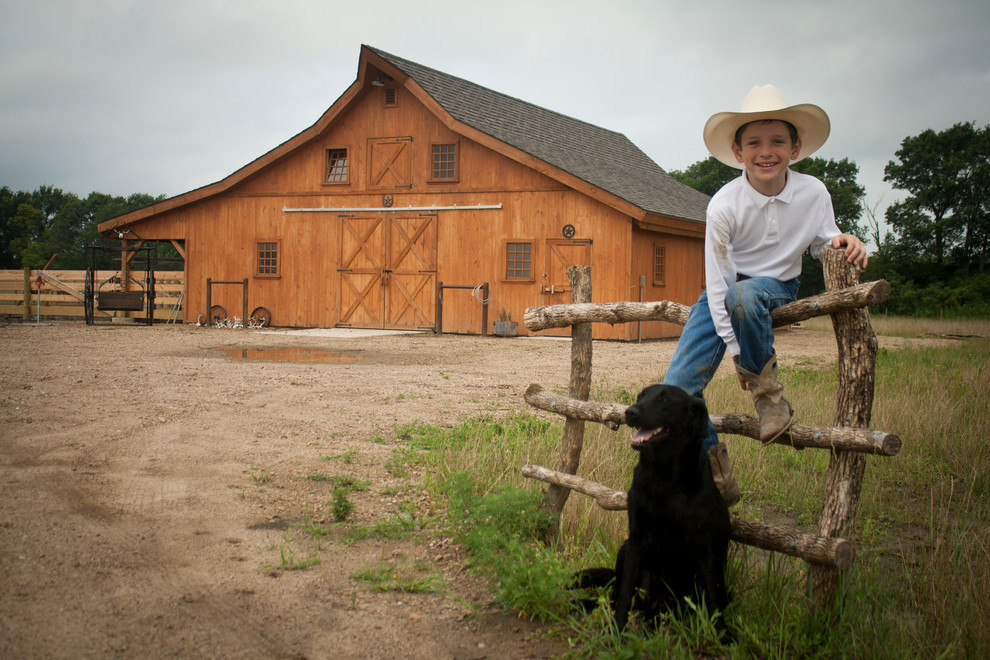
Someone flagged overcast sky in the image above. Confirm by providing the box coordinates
[2,0,988,239]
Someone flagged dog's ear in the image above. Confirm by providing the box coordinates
[690,395,710,439]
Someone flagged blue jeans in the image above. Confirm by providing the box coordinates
[663,277,799,450]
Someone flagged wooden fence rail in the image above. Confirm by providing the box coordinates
[520,247,895,606]
[0,269,185,323]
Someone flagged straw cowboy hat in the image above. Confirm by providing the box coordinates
[703,84,830,169]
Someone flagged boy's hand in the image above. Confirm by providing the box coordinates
[831,234,869,269]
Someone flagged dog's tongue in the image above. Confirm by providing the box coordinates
[631,428,655,444]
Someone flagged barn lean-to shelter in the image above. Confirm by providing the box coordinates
[98,45,710,339]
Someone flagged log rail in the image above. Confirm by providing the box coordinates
[521,464,854,569]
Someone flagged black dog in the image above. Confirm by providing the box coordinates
[579,384,731,633]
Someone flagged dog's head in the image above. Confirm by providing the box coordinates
[624,384,709,451]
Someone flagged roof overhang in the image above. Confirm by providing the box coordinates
[635,213,705,238]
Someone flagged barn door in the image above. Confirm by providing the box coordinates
[337,215,436,330]
[542,238,592,335]
[338,217,386,328]
[385,215,436,330]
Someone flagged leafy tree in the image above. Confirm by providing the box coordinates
[883,122,988,267]
[669,157,738,196]
[0,186,32,267]
[6,203,48,268]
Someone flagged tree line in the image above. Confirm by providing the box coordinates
[2,123,987,316]
[670,121,989,318]
[0,186,173,271]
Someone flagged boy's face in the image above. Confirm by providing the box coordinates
[731,120,801,196]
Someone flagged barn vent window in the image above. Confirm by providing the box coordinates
[384,87,397,106]
[326,148,349,184]
[505,241,532,280]
[653,243,666,286]
[430,143,458,182]
[257,241,279,277]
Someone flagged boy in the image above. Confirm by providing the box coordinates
[664,85,868,505]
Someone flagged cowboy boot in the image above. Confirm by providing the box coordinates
[735,354,794,444]
[708,443,741,506]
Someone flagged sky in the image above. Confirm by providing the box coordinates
[2,0,989,242]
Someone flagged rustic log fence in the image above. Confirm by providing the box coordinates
[520,247,897,605]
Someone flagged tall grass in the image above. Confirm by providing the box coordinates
[799,313,990,339]
[409,337,989,658]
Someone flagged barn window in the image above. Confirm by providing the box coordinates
[326,148,349,184]
[257,241,280,278]
[384,87,397,107]
[505,241,532,280]
[653,243,666,286]
[430,143,458,181]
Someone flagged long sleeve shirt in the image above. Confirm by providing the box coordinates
[705,169,840,357]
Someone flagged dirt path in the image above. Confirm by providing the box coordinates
[0,322,934,659]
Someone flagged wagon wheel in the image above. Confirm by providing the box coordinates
[249,306,271,328]
[209,305,227,325]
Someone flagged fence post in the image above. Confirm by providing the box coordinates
[810,246,877,605]
[22,268,31,321]
[540,265,592,542]
[242,278,249,326]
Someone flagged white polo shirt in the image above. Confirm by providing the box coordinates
[705,169,840,357]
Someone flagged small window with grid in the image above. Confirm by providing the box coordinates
[257,241,279,277]
[430,143,458,181]
[505,242,532,280]
[326,148,348,184]
[653,243,666,286]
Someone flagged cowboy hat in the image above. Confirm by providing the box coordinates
[703,85,830,169]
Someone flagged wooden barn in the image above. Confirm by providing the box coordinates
[99,45,710,340]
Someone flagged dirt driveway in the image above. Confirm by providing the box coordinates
[0,321,915,659]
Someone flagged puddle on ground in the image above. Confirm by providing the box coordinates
[216,347,365,364]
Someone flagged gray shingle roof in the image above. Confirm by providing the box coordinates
[369,46,709,223]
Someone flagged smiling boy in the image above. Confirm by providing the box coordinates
[663,85,868,505]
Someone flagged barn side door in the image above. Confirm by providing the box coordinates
[337,215,437,330]
[338,216,386,328]
[541,238,592,335]
[385,215,436,330]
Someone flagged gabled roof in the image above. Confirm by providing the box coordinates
[100,45,708,232]
[368,46,709,224]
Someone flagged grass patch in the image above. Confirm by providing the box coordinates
[265,534,322,572]
[345,500,436,543]
[304,474,371,490]
[404,338,989,657]
[350,554,446,594]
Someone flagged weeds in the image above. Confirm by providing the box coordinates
[265,534,321,572]
[350,553,445,594]
[330,488,355,522]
